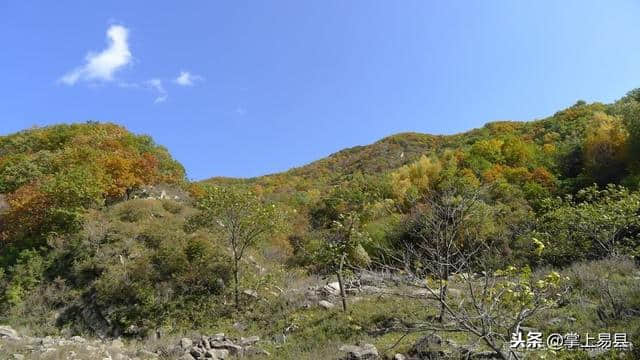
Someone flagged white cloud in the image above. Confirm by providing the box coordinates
[147,79,167,103]
[174,71,203,86]
[60,25,132,85]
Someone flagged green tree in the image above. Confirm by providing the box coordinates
[313,212,371,311]
[186,186,284,310]
[583,112,629,185]
[534,185,640,266]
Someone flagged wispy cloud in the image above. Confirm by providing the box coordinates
[59,24,202,104]
[147,79,167,103]
[174,71,204,86]
[60,25,132,85]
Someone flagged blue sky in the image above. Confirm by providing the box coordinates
[2,1,640,180]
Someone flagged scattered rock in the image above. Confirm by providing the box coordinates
[393,354,406,360]
[244,346,270,357]
[71,335,86,343]
[339,343,379,360]
[190,346,205,358]
[243,289,258,298]
[174,333,267,360]
[111,338,124,348]
[240,335,260,346]
[324,282,341,296]
[0,326,20,341]
[408,334,444,359]
[180,337,193,350]
[205,348,229,359]
[318,300,335,309]
[211,333,225,342]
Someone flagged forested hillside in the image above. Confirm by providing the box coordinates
[2,89,640,359]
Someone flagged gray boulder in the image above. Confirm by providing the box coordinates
[318,300,335,309]
[205,348,229,359]
[339,343,379,360]
[408,334,445,359]
[0,325,20,340]
[180,337,193,350]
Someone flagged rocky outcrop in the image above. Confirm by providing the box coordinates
[0,328,269,360]
[0,326,155,360]
[177,333,268,359]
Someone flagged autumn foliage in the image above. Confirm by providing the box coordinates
[0,122,185,245]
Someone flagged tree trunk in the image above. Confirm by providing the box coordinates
[233,258,240,311]
[438,284,447,323]
[337,254,347,312]
[438,269,449,323]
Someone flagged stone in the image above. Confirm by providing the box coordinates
[210,340,242,356]
[11,355,25,360]
[244,346,270,357]
[324,282,341,295]
[190,346,205,358]
[180,337,193,350]
[318,300,335,309]
[0,325,20,340]
[205,348,229,359]
[40,336,55,346]
[393,354,406,360]
[339,343,379,360]
[71,335,86,343]
[179,354,196,360]
[240,335,260,346]
[243,289,258,298]
[210,333,225,342]
[111,338,124,348]
[200,336,212,349]
[409,334,444,358]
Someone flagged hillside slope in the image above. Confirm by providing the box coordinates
[203,90,639,206]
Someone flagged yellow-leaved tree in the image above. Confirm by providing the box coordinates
[583,112,629,185]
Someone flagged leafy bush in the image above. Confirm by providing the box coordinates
[533,185,640,266]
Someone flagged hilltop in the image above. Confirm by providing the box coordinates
[1,89,640,359]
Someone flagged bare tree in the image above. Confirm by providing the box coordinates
[403,186,486,323]
[375,186,567,360]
